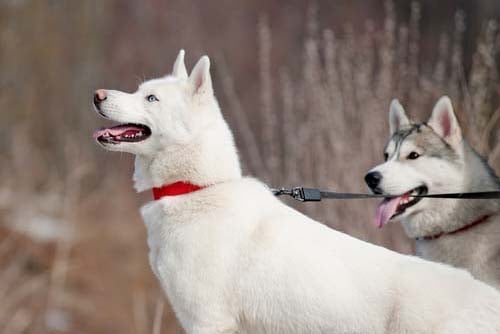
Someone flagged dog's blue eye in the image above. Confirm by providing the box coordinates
[407,152,420,160]
[146,94,159,102]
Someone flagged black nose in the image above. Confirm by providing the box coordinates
[365,171,382,190]
[93,89,107,110]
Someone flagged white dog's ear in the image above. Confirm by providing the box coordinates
[389,99,410,134]
[427,96,462,147]
[172,49,188,79]
[189,55,212,96]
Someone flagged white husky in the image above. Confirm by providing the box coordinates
[93,50,500,333]
[365,97,500,290]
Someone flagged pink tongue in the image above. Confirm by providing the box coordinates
[373,196,402,228]
[93,125,141,139]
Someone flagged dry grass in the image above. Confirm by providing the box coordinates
[0,1,499,333]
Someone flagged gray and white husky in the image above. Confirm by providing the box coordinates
[365,96,500,289]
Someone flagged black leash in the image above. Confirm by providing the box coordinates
[272,187,500,202]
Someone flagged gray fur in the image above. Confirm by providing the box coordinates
[387,124,460,163]
[370,98,500,290]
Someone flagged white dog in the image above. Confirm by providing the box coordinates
[93,50,500,333]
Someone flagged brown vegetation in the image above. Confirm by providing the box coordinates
[0,1,499,333]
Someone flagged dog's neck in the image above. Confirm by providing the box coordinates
[133,119,242,192]
[152,181,205,200]
[416,214,494,241]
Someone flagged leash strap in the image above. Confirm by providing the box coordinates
[272,187,500,202]
[414,191,500,199]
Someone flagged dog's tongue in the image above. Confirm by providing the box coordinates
[93,125,142,139]
[373,196,402,228]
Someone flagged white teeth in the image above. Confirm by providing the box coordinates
[120,132,143,139]
[101,131,145,141]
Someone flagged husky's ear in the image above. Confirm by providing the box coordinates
[427,96,462,147]
[172,49,188,79]
[389,99,410,134]
[189,55,212,96]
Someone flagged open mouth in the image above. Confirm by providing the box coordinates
[93,123,151,144]
[373,185,428,228]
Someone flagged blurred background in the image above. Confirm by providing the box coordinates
[1,0,500,333]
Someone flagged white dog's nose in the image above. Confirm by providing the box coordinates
[94,89,107,110]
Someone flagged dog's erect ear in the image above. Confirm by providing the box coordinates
[427,96,462,147]
[172,49,188,79]
[189,56,213,96]
[389,99,410,134]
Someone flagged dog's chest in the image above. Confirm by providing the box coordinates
[139,199,244,325]
[142,203,206,287]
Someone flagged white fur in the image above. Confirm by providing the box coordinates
[369,97,500,290]
[389,99,410,134]
[172,49,188,79]
[427,96,462,149]
[95,53,500,333]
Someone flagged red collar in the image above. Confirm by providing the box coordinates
[419,215,492,241]
[152,181,205,200]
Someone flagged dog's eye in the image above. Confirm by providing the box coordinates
[383,153,389,161]
[407,151,420,160]
[146,94,159,102]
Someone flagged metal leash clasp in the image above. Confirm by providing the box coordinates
[272,187,303,201]
[291,187,306,201]
[272,187,321,202]
[272,187,293,197]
